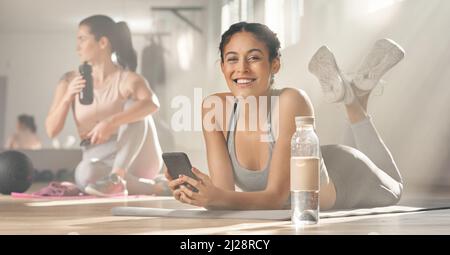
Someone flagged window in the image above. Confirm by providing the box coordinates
[221,0,303,48]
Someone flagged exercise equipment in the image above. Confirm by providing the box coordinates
[0,150,34,195]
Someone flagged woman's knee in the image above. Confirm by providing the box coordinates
[321,144,403,208]
[362,178,403,207]
[118,119,147,139]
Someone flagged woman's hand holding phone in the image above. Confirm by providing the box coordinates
[163,152,223,208]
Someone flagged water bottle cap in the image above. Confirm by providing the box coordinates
[79,62,92,74]
[295,116,315,126]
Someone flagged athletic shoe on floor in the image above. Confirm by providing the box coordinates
[84,173,128,197]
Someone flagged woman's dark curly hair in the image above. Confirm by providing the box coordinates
[219,22,281,63]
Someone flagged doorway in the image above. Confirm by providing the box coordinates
[0,76,7,147]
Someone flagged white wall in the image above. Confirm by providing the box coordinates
[275,0,450,190]
[0,32,79,148]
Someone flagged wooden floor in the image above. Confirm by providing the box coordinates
[1,184,450,235]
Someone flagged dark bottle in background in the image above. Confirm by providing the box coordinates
[78,62,93,105]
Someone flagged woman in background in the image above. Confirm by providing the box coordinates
[46,15,167,197]
[5,114,42,150]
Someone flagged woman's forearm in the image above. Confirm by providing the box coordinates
[45,99,72,138]
[218,189,286,210]
[109,98,158,128]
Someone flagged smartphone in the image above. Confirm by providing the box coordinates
[162,152,198,192]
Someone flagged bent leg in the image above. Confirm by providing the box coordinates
[126,116,163,179]
[74,158,111,191]
[350,116,403,183]
[114,116,165,195]
[321,144,403,209]
[113,119,147,171]
[342,123,356,148]
[74,137,118,190]
[80,99,164,195]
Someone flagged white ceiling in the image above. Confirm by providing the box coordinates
[0,0,207,34]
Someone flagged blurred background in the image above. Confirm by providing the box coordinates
[0,0,449,195]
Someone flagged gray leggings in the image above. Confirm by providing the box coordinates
[322,116,404,209]
[74,116,163,195]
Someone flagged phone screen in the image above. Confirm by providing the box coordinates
[162,152,198,192]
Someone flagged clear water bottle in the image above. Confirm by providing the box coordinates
[291,116,320,225]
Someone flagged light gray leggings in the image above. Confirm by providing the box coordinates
[74,116,164,195]
[322,116,404,209]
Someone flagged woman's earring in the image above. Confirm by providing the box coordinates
[111,52,118,64]
[270,74,275,85]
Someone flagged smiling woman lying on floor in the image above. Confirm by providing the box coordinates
[165,22,404,211]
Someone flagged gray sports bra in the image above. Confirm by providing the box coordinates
[226,89,329,193]
[226,96,275,192]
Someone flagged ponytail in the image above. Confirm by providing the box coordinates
[79,15,137,71]
[114,22,137,72]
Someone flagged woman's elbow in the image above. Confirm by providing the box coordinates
[146,99,159,115]
[152,95,160,112]
[271,200,287,210]
[46,128,57,139]
[45,121,61,139]
[151,102,160,114]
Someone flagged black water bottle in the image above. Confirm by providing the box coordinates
[78,62,93,105]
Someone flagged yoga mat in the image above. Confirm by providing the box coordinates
[11,192,152,200]
[112,205,450,220]
[11,192,95,200]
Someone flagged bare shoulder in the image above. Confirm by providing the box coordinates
[59,71,77,84]
[123,71,147,85]
[10,133,19,141]
[120,71,150,99]
[277,87,314,116]
[278,87,310,104]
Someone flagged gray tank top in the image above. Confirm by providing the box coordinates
[226,96,275,192]
[226,90,329,193]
